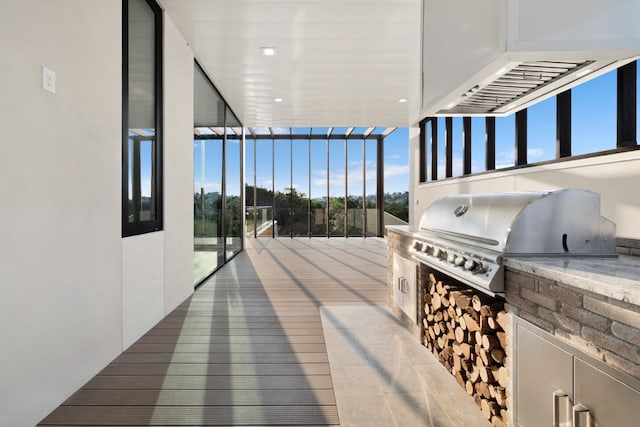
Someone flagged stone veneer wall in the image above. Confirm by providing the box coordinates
[617,238,640,257]
[504,268,640,381]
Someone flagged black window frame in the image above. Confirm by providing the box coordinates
[122,0,164,237]
[417,61,640,184]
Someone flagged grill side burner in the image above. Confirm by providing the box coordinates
[410,189,616,295]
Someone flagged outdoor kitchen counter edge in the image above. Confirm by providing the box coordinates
[386,224,414,236]
[503,256,640,307]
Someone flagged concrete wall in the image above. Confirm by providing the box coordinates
[0,2,194,426]
[412,149,640,240]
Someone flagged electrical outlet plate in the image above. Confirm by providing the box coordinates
[42,66,56,93]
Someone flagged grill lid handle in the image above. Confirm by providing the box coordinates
[454,204,468,217]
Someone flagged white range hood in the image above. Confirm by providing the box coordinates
[421,0,640,117]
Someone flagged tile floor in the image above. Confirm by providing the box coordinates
[321,306,492,427]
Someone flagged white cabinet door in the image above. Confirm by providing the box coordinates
[392,253,404,309]
[403,258,416,322]
[392,253,416,322]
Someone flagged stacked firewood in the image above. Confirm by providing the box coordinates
[422,273,509,427]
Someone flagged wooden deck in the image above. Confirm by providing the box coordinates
[39,237,388,426]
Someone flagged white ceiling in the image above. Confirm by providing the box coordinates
[160,0,421,127]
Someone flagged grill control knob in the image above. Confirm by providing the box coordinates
[412,240,423,251]
[423,244,431,254]
[447,253,456,264]
[432,247,442,258]
[463,259,478,271]
[469,261,488,274]
[454,256,466,267]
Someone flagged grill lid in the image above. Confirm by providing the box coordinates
[418,189,616,257]
[411,189,616,295]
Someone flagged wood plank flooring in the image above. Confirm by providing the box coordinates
[39,237,388,426]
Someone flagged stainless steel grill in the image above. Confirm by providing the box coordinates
[409,189,617,295]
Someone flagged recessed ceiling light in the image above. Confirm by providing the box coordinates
[273,97,283,103]
[446,102,456,109]
[261,47,276,56]
[495,67,508,76]
[398,98,408,103]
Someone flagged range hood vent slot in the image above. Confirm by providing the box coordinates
[438,60,593,115]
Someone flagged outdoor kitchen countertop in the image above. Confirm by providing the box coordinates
[387,225,640,307]
[504,256,640,307]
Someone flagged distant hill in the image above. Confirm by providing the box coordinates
[384,191,408,222]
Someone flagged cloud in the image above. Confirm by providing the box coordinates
[257,178,273,188]
[384,164,409,178]
[494,149,515,169]
[195,181,222,194]
[527,148,545,159]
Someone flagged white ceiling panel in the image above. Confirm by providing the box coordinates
[160,0,421,127]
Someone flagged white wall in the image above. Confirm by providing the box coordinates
[0,2,195,426]
[0,2,123,425]
[163,14,195,314]
[421,0,640,116]
[408,126,420,227]
[122,233,166,348]
[511,0,640,51]
[413,150,640,240]
[120,12,195,350]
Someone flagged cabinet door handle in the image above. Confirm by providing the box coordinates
[552,390,571,427]
[398,277,408,293]
[573,403,592,427]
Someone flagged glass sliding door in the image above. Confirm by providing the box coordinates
[347,138,364,236]
[224,110,243,259]
[329,139,346,236]
[274,140,291,237]
[310,139,328,236]
[255,138,273,237]
[193,135,223,284]
[292,139,310,237]
[365,138,378,237]
[245,137,256,238]
[193,63,243,285]
[193,64,226,285]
